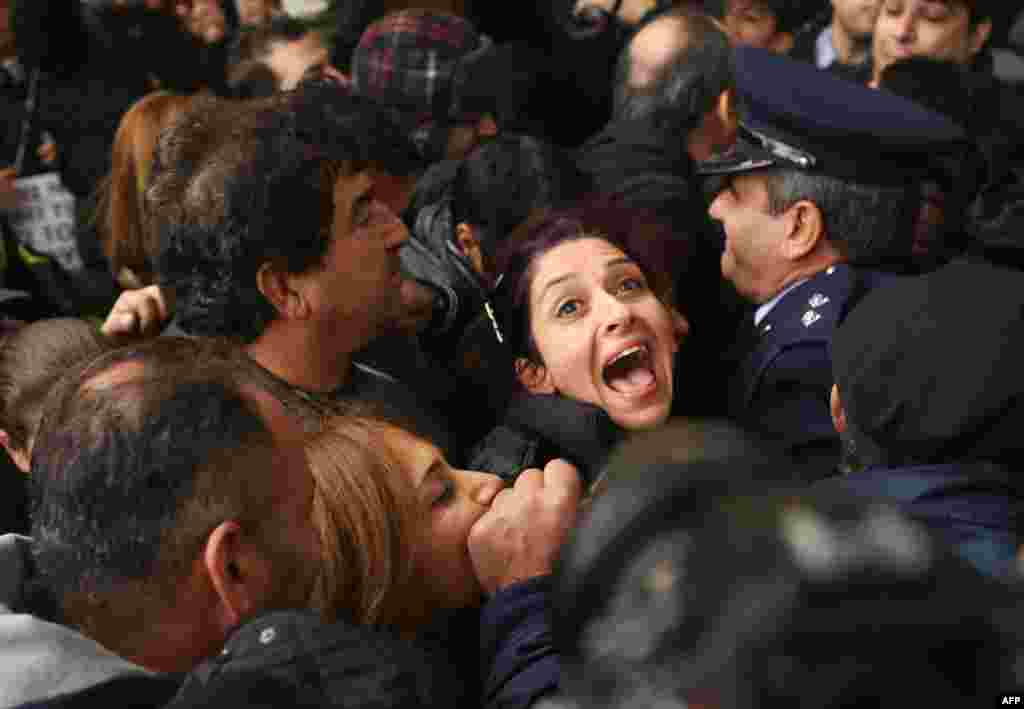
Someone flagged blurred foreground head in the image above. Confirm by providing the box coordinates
[547,421,1023,707]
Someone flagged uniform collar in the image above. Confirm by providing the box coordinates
[755,277,809,326]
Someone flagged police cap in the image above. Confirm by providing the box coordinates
[698,46,966,187]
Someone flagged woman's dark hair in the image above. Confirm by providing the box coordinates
[492,195,686,362]
[450,133,588,253]
[0,318,108,453]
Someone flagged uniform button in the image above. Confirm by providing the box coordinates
[260,627,277,645]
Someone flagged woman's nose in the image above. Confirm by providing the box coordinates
[459,469,505,507]
[601,295,635,335]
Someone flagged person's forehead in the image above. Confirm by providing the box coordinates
[533,239,632,290]
[731,171,770,195]
[728,0,773,16]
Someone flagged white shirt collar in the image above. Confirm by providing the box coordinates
[816,25,837,69]
[755,278,809,326]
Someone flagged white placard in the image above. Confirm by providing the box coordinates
[8,172,83,272]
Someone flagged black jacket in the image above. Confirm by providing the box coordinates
[468,394,623,487]
[11,0,215,199]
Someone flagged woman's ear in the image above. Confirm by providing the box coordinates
[257,261,310,320]
[671,307,690,348]
[455,222,487,279]
[0,429,29,474]
[514,357,556,394]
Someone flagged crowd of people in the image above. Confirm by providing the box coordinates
[0,0,1023,706]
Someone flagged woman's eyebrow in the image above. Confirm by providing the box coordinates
[538,273,578,302]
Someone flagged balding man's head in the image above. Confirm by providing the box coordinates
[627,12,692,90]
[613,9,734,135]
[31,337,321,672]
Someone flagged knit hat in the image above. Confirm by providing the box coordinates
[832,260,1024,466]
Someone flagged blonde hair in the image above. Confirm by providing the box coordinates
[306,415,426,630]
[96,91,193,286]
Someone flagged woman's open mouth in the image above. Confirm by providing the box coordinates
[602,343,657,398]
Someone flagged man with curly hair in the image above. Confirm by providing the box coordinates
[148,84,453,451]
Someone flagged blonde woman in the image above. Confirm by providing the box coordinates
[306,414,579,706]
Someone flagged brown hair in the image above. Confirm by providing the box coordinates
[0,318,107,456]
[306,415,423,630]
[96,91,193,286]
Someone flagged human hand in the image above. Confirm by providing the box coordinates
[101,285,170,341]
[468,459,583,594]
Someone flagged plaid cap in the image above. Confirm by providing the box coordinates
[351,9,490,122]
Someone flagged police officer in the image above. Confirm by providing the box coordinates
[699,45,964,472]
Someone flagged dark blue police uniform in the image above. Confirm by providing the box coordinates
[699,46,965,470]
[728,264,893,464]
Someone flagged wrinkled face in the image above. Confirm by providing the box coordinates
[832,0,883,39]
[708,172,790,303]
[722,0,785,50]
[301,170,408,356]
[872,0,990,78]
[238,0,276,26]
[524,238,683,431]
[250,388,323,611]
[384,426,505,613]
[266,32,330,91]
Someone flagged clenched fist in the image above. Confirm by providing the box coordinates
[468,459,582,594]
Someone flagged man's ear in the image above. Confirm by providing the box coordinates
[715,88,739,147]
[0,429,29,474]
[515,358,556,394]
[781,200,824,261]
[203,521,272,632]
[455,222,487,278]
[830,384,847,435]
[967,19,992,58]
[256,261,310,320]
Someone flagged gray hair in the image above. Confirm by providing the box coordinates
[762,168,919,266]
